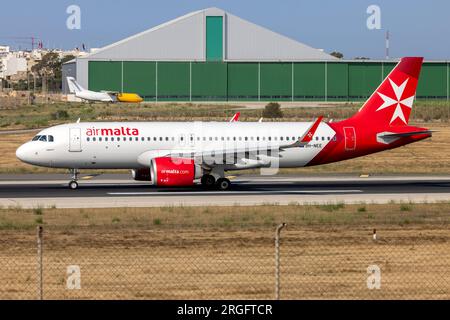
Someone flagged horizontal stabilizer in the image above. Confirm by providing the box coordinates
[379,130,434,138]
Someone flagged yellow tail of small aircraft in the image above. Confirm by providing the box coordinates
[116,93,144,103]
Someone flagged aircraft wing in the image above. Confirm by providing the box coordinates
[100,90,119,94]
[137,117,325,167]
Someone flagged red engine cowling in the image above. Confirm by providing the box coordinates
[131,169,151,181]
[150,157,202,187]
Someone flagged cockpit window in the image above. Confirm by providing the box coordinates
[32,135,54,142]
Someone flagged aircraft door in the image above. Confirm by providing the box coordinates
[69,128,82,152]
[344,127,356,151]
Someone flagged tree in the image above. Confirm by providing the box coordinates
[31,52,75,92]
[330,51,344,59]
[262,102,283,119]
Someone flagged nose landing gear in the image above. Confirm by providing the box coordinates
[68,169,79,190]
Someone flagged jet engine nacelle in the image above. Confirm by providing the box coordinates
[131,168,152,181]
[150,157,203,187]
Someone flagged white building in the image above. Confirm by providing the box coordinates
[0,52,28,79]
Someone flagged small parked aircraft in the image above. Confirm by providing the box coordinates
[67,77,143,103]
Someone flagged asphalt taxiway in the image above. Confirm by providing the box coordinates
[0,174,449,208]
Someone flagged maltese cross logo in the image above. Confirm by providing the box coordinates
[376,78,415,124]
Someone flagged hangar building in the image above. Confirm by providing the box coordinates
[63,7,450,101]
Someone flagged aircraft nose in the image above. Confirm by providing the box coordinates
[16,143,31,163]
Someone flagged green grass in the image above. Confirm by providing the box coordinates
[0,100,448,131]
[317,203,345,212]
[0,203,448,231]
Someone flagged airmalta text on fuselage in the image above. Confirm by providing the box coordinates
[86,127,140,136]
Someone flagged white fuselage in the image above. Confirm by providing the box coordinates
[16,122,336,170]
[75,90,114,102]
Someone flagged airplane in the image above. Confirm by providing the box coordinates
[67,77,144,103]
[17,57,432,191]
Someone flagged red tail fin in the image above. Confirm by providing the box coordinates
[350,57,423,127]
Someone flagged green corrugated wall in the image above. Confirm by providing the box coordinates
[294,63,325,100]
[227,63,259,100]
[88,61,450,101]
[123,62,156,100]
[89,61,122,92]
[157,62,190,101]
[191,62,227,101]
[260,63,292,101]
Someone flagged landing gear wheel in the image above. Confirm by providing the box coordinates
[216,178,231,191]
[69,180,79,190]
[201,174,216,188]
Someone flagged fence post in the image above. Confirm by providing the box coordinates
[275,223,287,300]
[37,226,43,300]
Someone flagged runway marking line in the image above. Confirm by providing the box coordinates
[107,190,363,196]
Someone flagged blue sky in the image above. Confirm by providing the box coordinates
[1,0,449,59]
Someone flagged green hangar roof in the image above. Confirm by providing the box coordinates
[81,7,337,62]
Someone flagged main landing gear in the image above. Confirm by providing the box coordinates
[68,169,79,190]
[201,174,231,191]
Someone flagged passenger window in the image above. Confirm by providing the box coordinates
[153,137,157,141]
[245,137,248,141]
[99,137,103,142]
[147,137,151,141]
[135,137,138,141]
[111,137,115,142]
[322,137,325,141]
[316,137,319,141]
[93,137,96,142]
[87,137,90,142]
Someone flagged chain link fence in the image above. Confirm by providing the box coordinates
[0,225,449,300]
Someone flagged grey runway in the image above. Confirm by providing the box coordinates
[0,174,449,208]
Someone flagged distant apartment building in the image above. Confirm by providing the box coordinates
[0,52,27,79]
